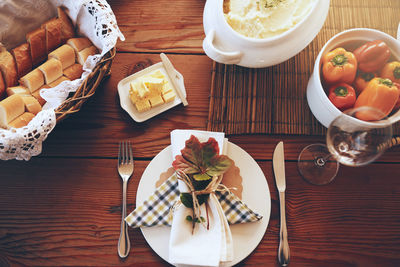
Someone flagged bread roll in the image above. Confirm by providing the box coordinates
[20,68,44,93]
[63,63,83,80]
[32,86,48,106]
[0,72,5,98]
[48,76,69,87]
[67,37,92,52]
[6,86,30,96]
[49,45,75,70]
[26,28,46,66]
[38,58,63,84]
[22,96,42,115]
[58,7,75,43]
[0,94,25,128]
[8,112,35,128]
[0,50,18,88]
[11,43,32,78]
[77,46,98,65]
[42,19,62,53]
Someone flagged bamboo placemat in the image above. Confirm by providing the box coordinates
[207,0,400,135]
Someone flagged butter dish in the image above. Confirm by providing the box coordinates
[117,59,187,122]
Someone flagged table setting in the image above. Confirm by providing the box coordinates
[125,129,268,266]
[1,0,400,266]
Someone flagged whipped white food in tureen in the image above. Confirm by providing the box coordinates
[224,0,317,39]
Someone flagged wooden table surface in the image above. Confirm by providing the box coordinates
[1,0,400,266]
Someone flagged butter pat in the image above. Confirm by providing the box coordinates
[161,82,173,94]
[151,70,165,79]
[135,100,151,112]
[149,95,164,107]
[143,77,164,93]
[128,69,176,112]
[162,91,176,103]
[130,81,149,99]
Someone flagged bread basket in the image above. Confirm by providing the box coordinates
[54,47,115,122]
[0,0,124,160]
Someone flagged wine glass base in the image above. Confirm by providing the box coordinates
[298,144,339,185]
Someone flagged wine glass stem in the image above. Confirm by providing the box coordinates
[315,153,333,167]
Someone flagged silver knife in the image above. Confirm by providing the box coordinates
[273,141,290,266]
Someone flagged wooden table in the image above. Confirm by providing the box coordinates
[1,0,400,266]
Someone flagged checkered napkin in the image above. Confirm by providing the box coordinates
[125,173,262,228]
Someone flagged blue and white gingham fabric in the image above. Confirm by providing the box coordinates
[125,174,262,228]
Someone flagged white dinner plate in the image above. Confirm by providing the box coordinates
[136,141,271,266]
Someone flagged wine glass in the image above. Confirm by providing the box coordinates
[298,106,393,185]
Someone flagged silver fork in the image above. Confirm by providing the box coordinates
[117,141,133,258]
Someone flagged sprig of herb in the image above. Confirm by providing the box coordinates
[264,0,284,8]
[186,215,206,223]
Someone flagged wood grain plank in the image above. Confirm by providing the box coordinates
[109,0,206,53]
[1,158,400,266]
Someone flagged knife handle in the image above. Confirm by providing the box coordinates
[278,191,290,266]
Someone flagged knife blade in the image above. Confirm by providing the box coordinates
[273,141,290,266]
[273,141,286,192]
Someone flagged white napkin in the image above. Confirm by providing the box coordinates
[169,130,234,266]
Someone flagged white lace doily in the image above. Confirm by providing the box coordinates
[0,0,125,161]
[0,0,56,50]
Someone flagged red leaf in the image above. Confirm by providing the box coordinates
[172,135,232,177]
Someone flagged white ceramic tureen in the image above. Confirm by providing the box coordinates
[307,28,400,128]
[203,0,330,68]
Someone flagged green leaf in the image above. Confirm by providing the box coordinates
[192,179,211,191]
[186,215,206,224]
[180,192,209,208]
[181,193,193,208]
[193,173,212,181]
[206,155,233,177]
[197,194,209,206]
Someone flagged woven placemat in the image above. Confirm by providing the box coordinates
[207,0,400,135]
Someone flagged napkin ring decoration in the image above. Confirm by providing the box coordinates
[172,135,233,233]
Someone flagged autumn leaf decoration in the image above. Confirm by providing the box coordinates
[172,135,233,231]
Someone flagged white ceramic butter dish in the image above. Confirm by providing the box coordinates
[117,58,187,122]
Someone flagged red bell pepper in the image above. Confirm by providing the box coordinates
[328,83,357,111]
[353,40,390,73]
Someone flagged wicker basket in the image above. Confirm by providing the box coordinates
[54,47,116,123]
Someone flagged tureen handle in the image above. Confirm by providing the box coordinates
[397,22,400,41]
[203,29,242,64]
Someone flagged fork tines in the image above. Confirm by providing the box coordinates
[118,141,133,165]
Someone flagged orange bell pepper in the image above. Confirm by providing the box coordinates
[322,47,357,84]
[354,71,376,94]
[328,83,356,111]
[380,61,400,84]
[353,40,390,73]
[355,78,399,120]
[393,82,400,110]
